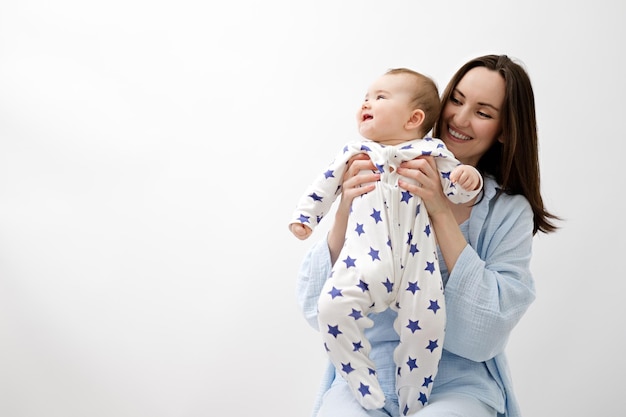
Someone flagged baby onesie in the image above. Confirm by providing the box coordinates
[290,138,481,415]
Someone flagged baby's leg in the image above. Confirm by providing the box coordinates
[392,269,446,416]
[318,271,385,410]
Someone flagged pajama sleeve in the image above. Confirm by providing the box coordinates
[290,144,358,232]
[428,140,483,204]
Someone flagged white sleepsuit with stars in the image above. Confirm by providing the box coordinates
[290,138,482,416]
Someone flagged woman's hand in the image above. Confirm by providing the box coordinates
[328,154,379,264]
[338,154,379,208]
[397,155,470,273]
[396,156,450,219]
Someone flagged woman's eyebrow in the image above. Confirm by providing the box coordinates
[454,88,500,111]
[479,101,500,112]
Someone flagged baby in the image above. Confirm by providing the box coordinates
[289,68,482,415]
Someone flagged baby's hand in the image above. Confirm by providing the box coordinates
[450,165,481,191]
[290,223,313,240]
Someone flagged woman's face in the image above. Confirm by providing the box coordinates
[439,67,506,166]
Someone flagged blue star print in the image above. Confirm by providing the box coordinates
[382,278,394,293]
[297,214,310,224]
[426,340,439,352]
[422,375,433,388]
[327,324,342,338]
[341,362,354,374]
[343,256,357,268]
[308,192,323,202]
[406,281,420,294]
[428,300,441,314]
[370,208,382,223]
[358,383,371,397]
[355,223,365,236]
[353,341,364,352]
[406,319,421,333]
[406,357,418,371]
[425,261,436,274]
[368,247,380,261]
[357,280,369,292]
[349,308,363,320]
[324,169,334,179]
[328,287,343,299]
[401,190,412,204]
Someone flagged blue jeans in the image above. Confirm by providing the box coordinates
[317,378,497,417]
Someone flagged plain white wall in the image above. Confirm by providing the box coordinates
[0,1,624,416]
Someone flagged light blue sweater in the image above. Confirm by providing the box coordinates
[296,176,535,417]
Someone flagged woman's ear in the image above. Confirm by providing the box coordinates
[406,109,425,130]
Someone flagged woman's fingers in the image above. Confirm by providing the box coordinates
[343,156,379,192]
[397,157,435,191]
[397,156,450,216]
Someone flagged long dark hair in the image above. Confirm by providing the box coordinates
[434,54,559,234]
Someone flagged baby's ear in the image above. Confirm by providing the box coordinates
[406,109,425,129]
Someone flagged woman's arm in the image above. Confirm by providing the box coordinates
[398,158,536,361]
[295,238,334,330]
[327,155,379,264]
[443,199,535,361]
[397,156,468,272]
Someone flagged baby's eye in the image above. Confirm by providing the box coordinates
[376,95,386,100]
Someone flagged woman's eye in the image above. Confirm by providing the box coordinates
[450,96,461,105]
[477,111,492,119]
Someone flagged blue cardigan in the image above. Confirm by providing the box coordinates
[296,176,535,417]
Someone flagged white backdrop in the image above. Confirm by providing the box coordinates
[1,1,624,416]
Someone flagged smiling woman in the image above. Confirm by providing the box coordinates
[296,55,559,417]
[439,67,506,167]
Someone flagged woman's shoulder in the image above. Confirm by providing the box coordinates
[471,176,534,248]
[480,176,533,225]
[484,176,531,209]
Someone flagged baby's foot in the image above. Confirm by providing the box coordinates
[345,368,385,410]
[397,386,428,416]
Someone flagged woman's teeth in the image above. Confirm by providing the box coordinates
[449,128,471,140]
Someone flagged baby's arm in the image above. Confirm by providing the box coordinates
[450,165,481,191]
[289,142,361,240]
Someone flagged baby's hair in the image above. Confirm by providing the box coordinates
[385,68,440,135]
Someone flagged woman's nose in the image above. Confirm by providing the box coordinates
[453,107,471,127]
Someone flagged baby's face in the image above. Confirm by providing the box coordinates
[356,73,416,145]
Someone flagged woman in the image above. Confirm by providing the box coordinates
[296,54,559,417]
